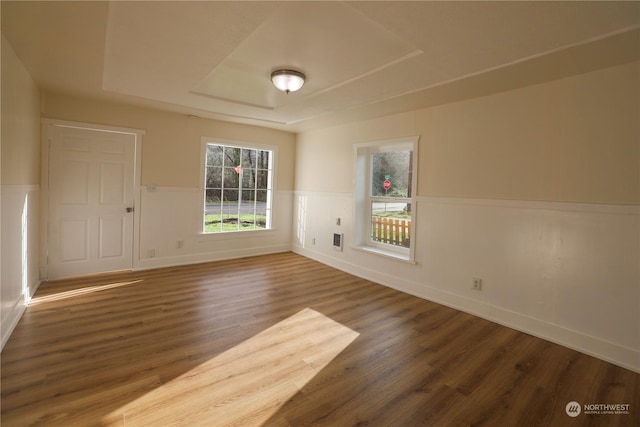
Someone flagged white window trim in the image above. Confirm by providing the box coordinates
[353,136,419,262]
[199,137,277,236]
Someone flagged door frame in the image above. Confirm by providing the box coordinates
[40,119,145,280]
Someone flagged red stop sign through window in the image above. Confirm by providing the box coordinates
[383,179,391,190]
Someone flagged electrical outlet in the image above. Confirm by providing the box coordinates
[312,237,316,245]
[472,278,482,291]
[176,240,184,249]
[148,249,156,258]
[336,218,341,226]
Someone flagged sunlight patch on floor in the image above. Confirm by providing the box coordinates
[29,280,144,305]
[108,308,359,426]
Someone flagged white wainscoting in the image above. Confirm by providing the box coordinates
[136,186,293,270]
[1,185,40,350]
[292,191,640,372]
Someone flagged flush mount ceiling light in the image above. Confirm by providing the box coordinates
[271,69,305,94]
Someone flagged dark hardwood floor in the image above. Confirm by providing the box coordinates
[1,252,638,426]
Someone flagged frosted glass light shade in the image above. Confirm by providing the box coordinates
[271,69,305,93]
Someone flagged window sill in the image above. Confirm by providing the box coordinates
[197,228,276,242]
[352,245,416,264]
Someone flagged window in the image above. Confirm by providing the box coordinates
[202,142,273,233]
[355,137,418,261]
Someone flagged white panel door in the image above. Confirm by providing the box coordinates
[48,126,136,279]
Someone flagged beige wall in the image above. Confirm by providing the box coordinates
[293,60,640,370]
[1,34,41,185]
[42,94,297,190]
[297,60,640,205]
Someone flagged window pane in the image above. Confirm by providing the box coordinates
[205,189,222,204]
[207,145,224,167]
[371,150,412,198]
[256,170,269,190]
[241,219,256,231]
[370,202,411,248]
[223,146,241,166]
[371,201,410,217]
[241,189,255,204]
[242,168,256,188]
[256,189,269,203]
[258,211,267,227]
[204,214,222,233]
[205,166,222,189]
[205,190,222,233]
[223,167,240,188]
[256,150,270,170]
[242,149,257,168]
[256,192,268,218]
[222,212,239,232]
[256,209,271,229]
[223,189,239,203]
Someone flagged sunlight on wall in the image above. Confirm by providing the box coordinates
[107,308,359,425]
[21,194,30,304]
[295,194,308,247]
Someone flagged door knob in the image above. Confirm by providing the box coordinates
[126,207,134,213]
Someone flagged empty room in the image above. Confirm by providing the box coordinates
[1,1,638,426]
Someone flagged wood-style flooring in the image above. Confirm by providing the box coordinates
[1,252,638,426]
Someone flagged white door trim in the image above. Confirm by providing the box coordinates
[40,118,145,280]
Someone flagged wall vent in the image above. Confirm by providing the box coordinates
[333,233,343,251]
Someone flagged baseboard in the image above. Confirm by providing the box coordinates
[1,298,26,351]
[136,244,292,271]
[292,245,640,373]
[28,279,42,301]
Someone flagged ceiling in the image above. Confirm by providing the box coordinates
[2,1,639,132]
